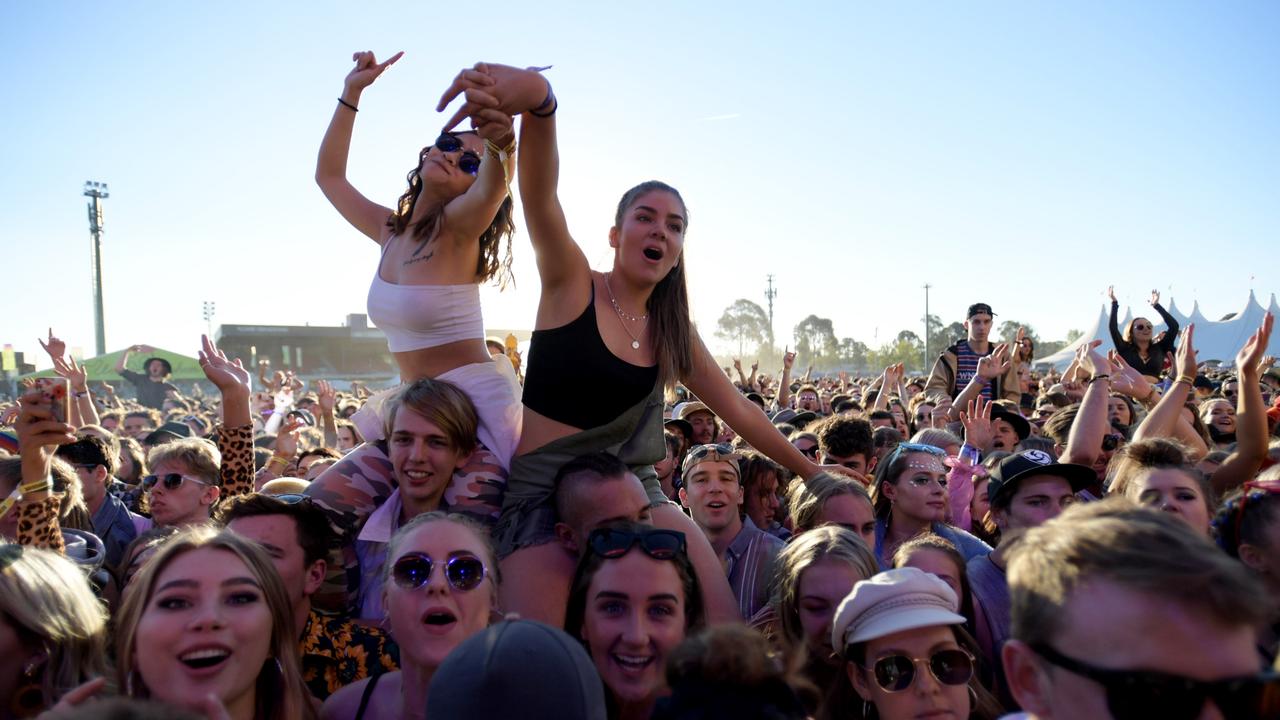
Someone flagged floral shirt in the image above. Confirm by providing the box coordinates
[299,608,400,700]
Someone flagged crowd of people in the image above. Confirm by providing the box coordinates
[1,55,1279,719]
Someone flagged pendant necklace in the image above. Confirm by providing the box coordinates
[604,272,648,350]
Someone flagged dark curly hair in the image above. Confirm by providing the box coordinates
[387,130,516,287]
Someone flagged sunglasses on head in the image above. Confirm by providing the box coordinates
[862,647,975,693]
[142,473,210,491]
[886,441,947,464]
[391,552,487,592]
[587,527,686,561]
[431,133,481,175]
[1032,643,1278,720]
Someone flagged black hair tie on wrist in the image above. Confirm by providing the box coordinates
[337,97,358,113]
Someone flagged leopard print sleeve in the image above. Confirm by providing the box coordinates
[15,496,65,554]
[216,423,256,499]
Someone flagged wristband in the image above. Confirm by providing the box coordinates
[337,97,358,113]
[1174,376,1195,387]
[529,82,557,117]
[1088,374,1111,384]
[19,475,53,496]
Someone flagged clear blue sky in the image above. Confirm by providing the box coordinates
[3,1,1277,368]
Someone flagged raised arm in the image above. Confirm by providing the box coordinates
[315,51,402,243]
[1133,326,1197,444]
[198,335,254,499]
[1107,287,1127,350]
[1151,291,1179,350]
[437,63,583,291]
[54,357,99,428]
[1061,341,1111,467]
[684,335,823,481]
[1210,312,1273,493]
[776,348,796,410]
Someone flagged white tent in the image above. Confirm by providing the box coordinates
[1035,291,1280,371]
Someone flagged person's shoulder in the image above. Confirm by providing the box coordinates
[320,672,391,720]
[937,523,992,555]
[119,369,142,381]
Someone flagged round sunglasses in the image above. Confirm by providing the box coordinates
[391,552,487,592]
[864,647,975,693]
[429,133,481,176]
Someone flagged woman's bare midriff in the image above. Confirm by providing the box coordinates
[391,338,494,381]
[516,406,584,456]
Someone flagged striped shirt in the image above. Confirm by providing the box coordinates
[725,517,786,620]
[954,341,992,400]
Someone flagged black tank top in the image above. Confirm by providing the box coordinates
[523,283,659,429]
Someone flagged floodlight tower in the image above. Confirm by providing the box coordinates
[765,274,777,352]
[84,181,110,356]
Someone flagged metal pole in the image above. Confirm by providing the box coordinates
[923,283,932,372]
[83,181,109,357]
[765,274,777,353]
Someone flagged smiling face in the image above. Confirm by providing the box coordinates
[686,411,716,445]
[388,408,470,513]
[384,520,494,669]
[582,551,687,704]
[883,452,949,526]
[609,189,687,286]
[134,548,273,717]
[1128,468,1211,536]
[848,625,970,720]
[798,558,866,665]
[1201,399,1236,435]
[680,460,743,538]
[1128,317,1153,343]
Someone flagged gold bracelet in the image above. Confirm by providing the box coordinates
[1174,376,1195,386]
[266,456,289,471]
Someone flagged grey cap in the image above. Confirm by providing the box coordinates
[427,620,607,720]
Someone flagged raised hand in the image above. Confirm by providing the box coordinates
[1107,285,1117,303]
[198,335,251,396]
[16,390,76,478]
[273,417,304,465]
[99,381,115,397]
[52,356,89,392]
[1076,339,1109,379]
[437,62,549,133]
[977,344,1012,380]
[345,50,403,93]
[751,360,759,374]
[733,358,743,372]
[959,397,994,451]
[1108,350,1153,400]
[1236,312,1274,377]
[37,328,66,361]
[315,379,337,414]
[1150,289,1161,306]
[782,347,796,371]
[1175,325,1198,379]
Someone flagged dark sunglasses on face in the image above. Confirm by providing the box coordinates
[587,527,686,561]
[1133,323,1151,331]
[1101,434,1124,452]
[862,648,975,692]
[391,552,487,592]
[142,473,210,491]
[1032,643,1279,720]
[797,445,819,458]
[431,133,481,175]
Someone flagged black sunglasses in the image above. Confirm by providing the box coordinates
[863,648,975,692]
[1033,643,1278,720]
[142,473,210,491]
[587,528,686,561]
[391,552,487,592]
[1101,434,1124,452]
[432,133,481,175]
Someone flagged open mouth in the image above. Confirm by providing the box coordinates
[423,610,457,627]
[642,246,664,261]
[611,653,655,671]
[706,501,727,511]
[404,469,433,482]
[180,648,230,670]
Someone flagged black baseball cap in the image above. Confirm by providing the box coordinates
[990,406,1031,442]
[967,303,996,319]
[987,450,1093,508]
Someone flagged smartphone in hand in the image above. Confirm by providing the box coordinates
[31,377,70,424]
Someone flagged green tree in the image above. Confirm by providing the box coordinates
[998,321,1040,346]
[1065,328,1083,343]
[794,315,838,367]
[838,338,870,372]
[715,299,770,356]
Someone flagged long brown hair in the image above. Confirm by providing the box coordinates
[614,181,693,391]
[388,131,516,287]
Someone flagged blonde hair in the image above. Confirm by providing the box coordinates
[146,438,221,485]
[382,378,478,456]
[0,545,109,708]
[115,527,316,720]
[771,525,877,648]
[787,472,872,534]
[384,511,502,595]
[1007,497,1268,648]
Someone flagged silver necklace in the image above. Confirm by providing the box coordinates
[604,272,648,350]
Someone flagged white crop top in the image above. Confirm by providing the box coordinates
[367,244,485,352]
